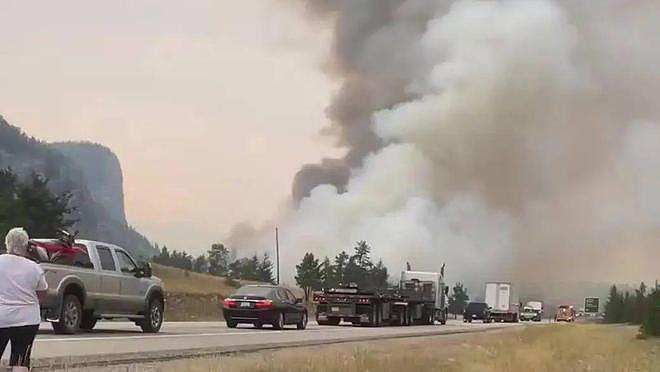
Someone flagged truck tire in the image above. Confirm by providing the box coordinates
[140,297,164,333]
[80,311,98,331]
[52,295,82,335]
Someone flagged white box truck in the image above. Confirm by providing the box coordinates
[484,282,519,322]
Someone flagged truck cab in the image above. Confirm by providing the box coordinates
[33,238,166,334]
[520,301,543,321]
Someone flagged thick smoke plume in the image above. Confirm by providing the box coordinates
[240,0,660,291]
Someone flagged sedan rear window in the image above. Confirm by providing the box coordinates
[467,302,487,311]
[234,286,274,297]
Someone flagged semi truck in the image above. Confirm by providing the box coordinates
[484,282,519,323]
[314,270,449,326]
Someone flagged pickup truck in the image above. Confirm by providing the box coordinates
[31,238,166,334]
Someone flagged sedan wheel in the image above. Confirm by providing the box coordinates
[273,312,285,330]
[297,312,308,330]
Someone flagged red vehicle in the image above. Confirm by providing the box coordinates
[27,230,87,265]
[555,305,576,322]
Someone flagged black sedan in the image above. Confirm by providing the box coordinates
[463,302,492,323]
[223,285,308,330]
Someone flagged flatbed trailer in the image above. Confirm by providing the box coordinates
[314,270,448,326]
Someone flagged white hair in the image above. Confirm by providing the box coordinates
[5,227,29,256]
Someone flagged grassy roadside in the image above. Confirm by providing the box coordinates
[72,324,658,372]
[153,264,244,321]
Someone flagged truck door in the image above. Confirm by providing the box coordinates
[96,245,122,313]
[115,249,146,314]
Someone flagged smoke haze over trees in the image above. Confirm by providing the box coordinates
[152,243,275,284]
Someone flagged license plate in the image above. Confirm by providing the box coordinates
[331,306,339,312]
[240,302,252,308]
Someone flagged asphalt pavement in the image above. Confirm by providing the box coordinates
[1,320,533,369]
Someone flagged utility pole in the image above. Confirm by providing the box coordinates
[275,227,280,285]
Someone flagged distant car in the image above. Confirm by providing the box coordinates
[555,305,576,322]
[223,285,308,330]
[463,302,491,323]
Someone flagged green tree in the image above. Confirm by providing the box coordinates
[193,254,208,273]
[295,253,322,303]
[623,291,635,323]
[0,169,74,252]
[256,253,275,284]
[207,243,230,276]
[605,285,624,323]
[634,282,648,325]
[344,241,375,287]
[641,283,659,337]
[448,282,470,316]
[319,256,335,289]
[333,250,349,284]
[369,259,389,288]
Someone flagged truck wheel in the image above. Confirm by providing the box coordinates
[80,311,98,331]
[140,297,164,333]
[52,295,82,335]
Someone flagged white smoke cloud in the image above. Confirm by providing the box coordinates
[241,0,660,289]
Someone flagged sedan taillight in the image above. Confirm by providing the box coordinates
[255,299,273,309]
[223,298,237,308]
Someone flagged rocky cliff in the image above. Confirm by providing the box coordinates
[0,115,156,259]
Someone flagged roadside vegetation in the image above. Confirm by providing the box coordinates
[152,243,276,284]
[604,282,660,338]
[0,168,74,252]
[79,324,658,372]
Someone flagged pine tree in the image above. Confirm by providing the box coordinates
[193,254,208,273]
[319,256,335,289]
[642,284,659,337]
[295,253,322,303]
[448,282,470,316]
[256,253,275,284]
[605,285,624,323]
[333,251,349,285]
[0,169,74,252]
[207,243,230,276]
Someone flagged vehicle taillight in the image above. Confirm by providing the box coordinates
[223,298,237,308]
[255,299,273,309]
[313,295,327,303]
[357,297,370,304]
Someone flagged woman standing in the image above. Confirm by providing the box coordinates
[0,228,48,371]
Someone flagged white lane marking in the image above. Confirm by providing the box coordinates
[36,331,291,342]
[36,325,467,343]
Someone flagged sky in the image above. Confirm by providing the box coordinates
[0,0,340,254]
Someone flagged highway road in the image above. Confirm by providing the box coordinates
[1,320,529,369]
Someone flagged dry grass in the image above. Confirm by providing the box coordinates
[65,324,659,372]
[153,264,244,296]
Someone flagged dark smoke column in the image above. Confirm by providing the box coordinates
[290,0,442,202]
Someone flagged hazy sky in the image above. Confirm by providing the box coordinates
[0,0,340,253]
